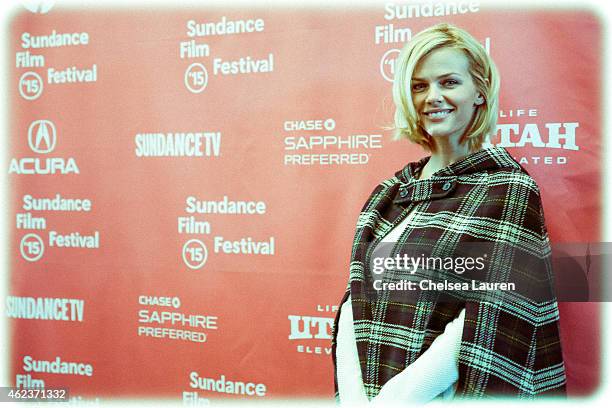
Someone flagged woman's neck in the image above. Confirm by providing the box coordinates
[418,137,471,180]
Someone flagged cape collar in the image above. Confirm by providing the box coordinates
[394,147,521,205]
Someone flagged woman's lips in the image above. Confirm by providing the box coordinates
[424,109,453,121]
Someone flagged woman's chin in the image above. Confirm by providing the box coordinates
[426,132,448,139]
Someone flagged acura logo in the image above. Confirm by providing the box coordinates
[21,0,55,14]
[28,120,56,154]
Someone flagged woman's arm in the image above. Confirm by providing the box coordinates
[337,294,466,405]
[336,296,369,406]
[370,308,466,405]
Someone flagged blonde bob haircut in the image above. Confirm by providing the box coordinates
[392,23,500,152]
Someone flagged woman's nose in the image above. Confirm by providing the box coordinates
[425,86,443,104]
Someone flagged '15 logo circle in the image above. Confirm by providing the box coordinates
[19,72,44,100]
[20,233,45,262]
[184,63,209,94]
[380,49,400,83]
[182,239,208,270]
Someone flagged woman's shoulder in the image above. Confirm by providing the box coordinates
[485,166,542,197]
[361,174,402,202]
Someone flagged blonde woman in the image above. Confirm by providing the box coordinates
[332,23,565,404]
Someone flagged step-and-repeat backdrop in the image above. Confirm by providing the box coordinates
[6,2,601,403]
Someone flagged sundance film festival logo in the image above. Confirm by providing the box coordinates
[21,0,55,14]
[28,120,56,154]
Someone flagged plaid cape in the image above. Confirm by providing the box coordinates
[332,147,566,400]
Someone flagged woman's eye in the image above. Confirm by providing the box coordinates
[412,83,426,91]
[444,79,459,86]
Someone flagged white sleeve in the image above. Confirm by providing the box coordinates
[337,295,369,406]
[370,308,466,406]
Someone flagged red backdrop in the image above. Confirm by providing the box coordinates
[6,4,601,403]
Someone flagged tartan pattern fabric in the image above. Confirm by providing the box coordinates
[332,147,566,400]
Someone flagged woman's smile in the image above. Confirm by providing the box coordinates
[423,108,454,121]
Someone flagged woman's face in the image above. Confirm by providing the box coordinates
[411,47,483,143]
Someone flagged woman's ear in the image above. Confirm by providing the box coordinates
[475,95,484,106]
